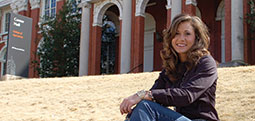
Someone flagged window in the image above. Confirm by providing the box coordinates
[69,0,81,13]
[4,12,10,32]
[44,0,56,20]
[69,0,81,5]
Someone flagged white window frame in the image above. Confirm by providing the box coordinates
[68,0,81,5]
[68,0,82,14]
[1,9,11,34]
[41,0,57,20]
[4,12,10,32]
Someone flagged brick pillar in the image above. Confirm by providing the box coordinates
[243,0,249,63]
[132,16,145,73]
[166,3,172,28]
[88,26,102,75]
[116,21,122,74]
[225,0,232,62]
[130,0,136,72]
[114,35,120,74]
[56,0,65,13]
[29,7,40,78]
[88,4,94,75]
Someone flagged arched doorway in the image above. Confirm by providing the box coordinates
[144,13,156,72]
[100,5,120,74]
[196,6,202,18]
[216,0,225,62]
[144,0,167,71]
[197,0,223,62]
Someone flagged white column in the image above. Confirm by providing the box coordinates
[185,0,197,6]
[16,0,28,12]
[171,0,182,21]
[120,0,132,73]
[29,0,40,9]
[231,0,243,60]
[166,0,171,10]
[79,2,91,76]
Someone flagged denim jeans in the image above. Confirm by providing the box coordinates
[125,100,206,121]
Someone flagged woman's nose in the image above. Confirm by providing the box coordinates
[178,34,185,41]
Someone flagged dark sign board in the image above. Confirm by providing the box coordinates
[6,12,32,77]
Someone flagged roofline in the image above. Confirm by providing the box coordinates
[0,0,11,8]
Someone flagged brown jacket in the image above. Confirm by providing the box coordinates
[150,55,219,121]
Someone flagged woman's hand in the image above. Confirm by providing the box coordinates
[120,94,141,115]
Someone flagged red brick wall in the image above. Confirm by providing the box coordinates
[117,20,122,74]
[89,26,102,75]
[132,16,145,73]
[57,0,65,13]
[28,7,40,78]
[166,9,171,28]
[224,0,232,62]
[130,0,136,72]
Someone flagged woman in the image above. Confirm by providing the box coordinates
[120,14,220,121]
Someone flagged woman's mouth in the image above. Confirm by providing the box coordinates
[176,44,186,47]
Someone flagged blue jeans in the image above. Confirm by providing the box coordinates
[125,100,206,121]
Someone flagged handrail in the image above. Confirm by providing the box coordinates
[127,64,143,73]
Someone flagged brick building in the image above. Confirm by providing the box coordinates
[0,0,254,78]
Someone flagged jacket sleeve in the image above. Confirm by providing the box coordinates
[151,56,218,106]
[150,70,170,90]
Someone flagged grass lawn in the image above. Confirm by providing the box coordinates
[0,66,254,121]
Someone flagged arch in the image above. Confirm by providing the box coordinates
[196,6,201,18]
[100,10,120,74]
[135,0,149,17]
[144,13,156,32]
[144,13,156,72]
[93,0,122,27]
[105,11,120,35]
[216,0,225,62]
[216,0,224,21]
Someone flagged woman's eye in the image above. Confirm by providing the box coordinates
[185,32,191,35]
[176,32,180,35]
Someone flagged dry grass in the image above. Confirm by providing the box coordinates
[0,66,254,121]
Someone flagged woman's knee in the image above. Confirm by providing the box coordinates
[129,100,157,120]
[135,100,152,109]
[133,100,160,114]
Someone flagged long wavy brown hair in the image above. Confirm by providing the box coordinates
[161,14,210,82]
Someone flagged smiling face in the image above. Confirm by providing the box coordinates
[171,21,196,62]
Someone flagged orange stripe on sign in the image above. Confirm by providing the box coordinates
[13,30,23,35]
[13,34,24,39]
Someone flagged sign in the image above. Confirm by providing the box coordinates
[6,12,32,77]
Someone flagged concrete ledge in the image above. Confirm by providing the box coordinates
[218,60,249,67]
[0,74,24,81]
